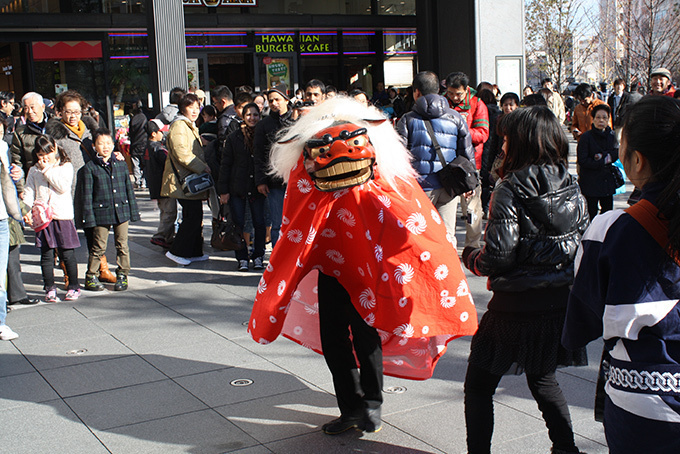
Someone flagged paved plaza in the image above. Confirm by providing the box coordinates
[0,145,619,453]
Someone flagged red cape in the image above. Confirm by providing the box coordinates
[249,157,478,380]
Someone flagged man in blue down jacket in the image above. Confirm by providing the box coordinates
[397,71,474,250]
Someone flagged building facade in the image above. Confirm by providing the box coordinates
[0,0,524,124]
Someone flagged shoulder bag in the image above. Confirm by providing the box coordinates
[211,204,245,251]
[423,120,478,196]
[169,157,214,195]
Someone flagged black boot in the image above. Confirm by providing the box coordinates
[114,274,128,291]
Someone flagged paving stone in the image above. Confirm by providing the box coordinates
[0,371,60,410]
[93,409,259,454]
[65,379,208,430]
[174,362,310,408]
[41,354,167,397]
[0,399,109,454]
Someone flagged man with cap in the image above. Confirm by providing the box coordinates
[649,68,676,97]
[253,82,298,247]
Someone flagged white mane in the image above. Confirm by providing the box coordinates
[269,96,416,190]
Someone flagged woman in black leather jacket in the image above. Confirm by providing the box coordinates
[461,106,589,454]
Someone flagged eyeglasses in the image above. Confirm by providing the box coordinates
[63,110,82,116]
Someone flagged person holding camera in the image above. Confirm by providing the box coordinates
[253,83,298,248]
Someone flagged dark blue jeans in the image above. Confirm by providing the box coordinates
[230,195,266,261]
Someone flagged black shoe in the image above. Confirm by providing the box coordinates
[322,417,361,435]
[358,408,382,433]
[9,298,39,306]
[84,276,105,291]
[114,274,128,291]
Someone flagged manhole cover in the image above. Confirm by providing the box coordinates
[230,379,254,387]
[66,349,88,356]
[384,386,406,394]
[242,321,249,326]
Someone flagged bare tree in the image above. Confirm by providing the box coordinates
[596,0,680,90]
[525,0,597,92]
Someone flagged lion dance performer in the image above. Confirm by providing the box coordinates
[248,97,478,435]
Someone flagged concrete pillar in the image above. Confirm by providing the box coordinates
[147,0,187,113]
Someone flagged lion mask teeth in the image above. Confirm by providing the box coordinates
[313,159,373,191]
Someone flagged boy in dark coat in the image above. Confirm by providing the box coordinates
[144,119,176,248]
[78,129,139,291]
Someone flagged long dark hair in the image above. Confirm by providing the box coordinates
[497,106,568,178]
[621,96,680,255]
[33,136,70,165]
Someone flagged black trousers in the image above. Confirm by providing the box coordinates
[170,199,204,258]
[7,245,27,303]
[317,272,383,419]
[464,363,578,454]
[40,246,79,291]
[585,195,613,220]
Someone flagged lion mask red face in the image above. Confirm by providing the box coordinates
[302,122,376,192]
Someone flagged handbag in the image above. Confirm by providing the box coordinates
[169,157,214,195]
[606,163,625,189]
[424,120,479,196]
[211,204,245,251]
[31,198,53,232]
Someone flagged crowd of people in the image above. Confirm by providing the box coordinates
[0,64,679,454]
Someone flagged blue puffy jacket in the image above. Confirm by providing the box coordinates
[397,94,473,191]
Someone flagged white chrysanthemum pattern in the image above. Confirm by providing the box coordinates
[320,228,336,238]
[326,249,345,264]
[337,208,356,226]
[359,288,376,309]
[420,251,431,261]
[378,195,391,208]
[287,229,303,243]
[441,295,456,308]
[394,323,415,338]
[297,178,312,193]
[364,313,376,326]
[277,280,286,296]
[394,263,414,284]
[374,245,383,262]
[431,209,442,224]
[257,278,267,294]
[434,264,449,280]
[405,212,427,235]
[460,312,469,322]
[306,226,317,244]
[457,280,471,297]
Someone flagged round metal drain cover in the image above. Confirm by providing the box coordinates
[230,379,254,387]
[384,386,406,394]
[242,321,249,326]
[66,349,88,356]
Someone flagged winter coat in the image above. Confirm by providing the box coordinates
[145,140,167,200]
[156,104,179,125]
[23,162,75,221]
[253,109,294,190]
[577,126,619,197]
[464,163,589,295]
[396,93,474,192]
[45,116,98,195]
[128,112,148,158]
[78,156,140,228]
[446,88,489,168]
[218,126,263,200]
[10,115,48,193]
[570,98,611,140]
[607,91,634,127]
[480,102,501,184]
[161,117,210,200]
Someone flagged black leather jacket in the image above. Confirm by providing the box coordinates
[464,163,588,293]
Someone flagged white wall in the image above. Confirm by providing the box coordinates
[475,0,525,96]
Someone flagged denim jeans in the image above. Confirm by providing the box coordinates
[0,219,10,326]
[230,195,266,261]
[267,186,285,247]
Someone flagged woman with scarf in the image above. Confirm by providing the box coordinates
[576,103,619,220]
[46,90,116,284]
[218,102,264,272]
[161,92,213,266]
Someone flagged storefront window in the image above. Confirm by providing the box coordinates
[108,33,150,104]
[0,0,144,13]
[103,0,144,13]
[377,0,415,16]
[185,30,248,50]
[249,0,370,14]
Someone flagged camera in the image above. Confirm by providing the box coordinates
[291,99,314,109]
